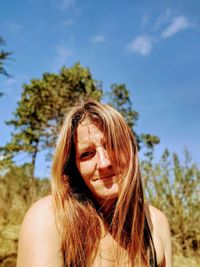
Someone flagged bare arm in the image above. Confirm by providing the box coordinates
[17,196,63,267]
[159,212,172,267]
[149,205,172,267]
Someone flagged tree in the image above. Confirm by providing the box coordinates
[141,148,200,256]
[140,133,160,161]
[108,84,139,128]
[108,83,160,149]
[0,163,50,267]
[0,36,12,98]
[1,63,102,176]
[0,37,12,77]
[2,63,160,178]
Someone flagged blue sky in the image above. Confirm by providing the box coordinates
[0,0,200,177]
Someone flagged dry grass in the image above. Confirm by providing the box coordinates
[173,254,200,267]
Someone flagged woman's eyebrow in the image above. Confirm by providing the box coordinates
[77,144,94,155]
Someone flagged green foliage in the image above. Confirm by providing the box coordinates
[0,150,199,265]
[108,83,160,149]
[0,164,50,266]
[108,83,139,129]
[141,133,160,161]
[1,62,198,265]
[2,63,160,176]
[2,63,102,175]
[0,37,12,77]
[173,254,200,267]
[142,148,200,257]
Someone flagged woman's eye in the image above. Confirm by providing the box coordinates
[80,151,95,159]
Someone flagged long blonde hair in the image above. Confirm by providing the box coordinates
[51,101,155,266]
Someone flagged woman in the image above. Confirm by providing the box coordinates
[17,101,172,267]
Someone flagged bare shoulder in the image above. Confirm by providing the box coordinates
[148,205,171,245]
[21,195,55,226]
[19,195,56,238]
[17,195,63,267]
[147,204,172,267]
[148,204,169,227]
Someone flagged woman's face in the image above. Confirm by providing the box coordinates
[75,119,119,202]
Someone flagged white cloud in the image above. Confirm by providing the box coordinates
[52,46,74,71]
[126,13,192,56]
[141,14,150,27]
[91,34,105,43]
[153,9,172,31]
[9,23,21,31]
[60,0,75,10]
[52,0,75,10]
[63,19,74,27]
[127,35,152,56]
[57,46,73,60]
[161,16,190,38]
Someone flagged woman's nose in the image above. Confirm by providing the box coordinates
[96,146,111,170]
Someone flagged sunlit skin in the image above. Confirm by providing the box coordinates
[16,112,172,267]
[75,119,119,202]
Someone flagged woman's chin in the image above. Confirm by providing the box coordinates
[91,183,119,202]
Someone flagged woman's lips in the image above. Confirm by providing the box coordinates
[93,174,116,181]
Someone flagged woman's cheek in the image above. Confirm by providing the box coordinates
[80,160,96,179]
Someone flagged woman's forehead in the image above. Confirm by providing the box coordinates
[75,119,105,148]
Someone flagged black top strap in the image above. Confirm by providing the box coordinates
[144,215,158,267]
